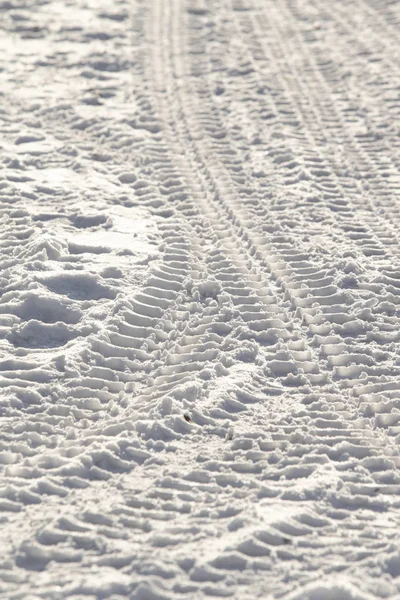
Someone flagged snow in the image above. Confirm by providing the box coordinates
[1,0,400,598]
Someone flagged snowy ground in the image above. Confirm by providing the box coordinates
[1,0,400,598]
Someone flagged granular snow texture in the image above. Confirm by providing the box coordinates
[0,0,400,599]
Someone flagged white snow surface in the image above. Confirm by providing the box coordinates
[0,0,400,598]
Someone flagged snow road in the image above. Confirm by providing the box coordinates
[1,0,400,598]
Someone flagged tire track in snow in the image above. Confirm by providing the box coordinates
[0,2,293,594]
[263,0,400,404]
[1,0,400,598]
[242,0,400,474]
[130,0,400,596]
[177,0,400,450]
[304,0,400,224]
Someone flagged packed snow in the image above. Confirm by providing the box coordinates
[0,0,400,598]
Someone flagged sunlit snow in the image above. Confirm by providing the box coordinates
[0,0,400,599]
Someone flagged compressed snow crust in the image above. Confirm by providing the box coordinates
[0,0,400,599]
[286,580,377,600]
